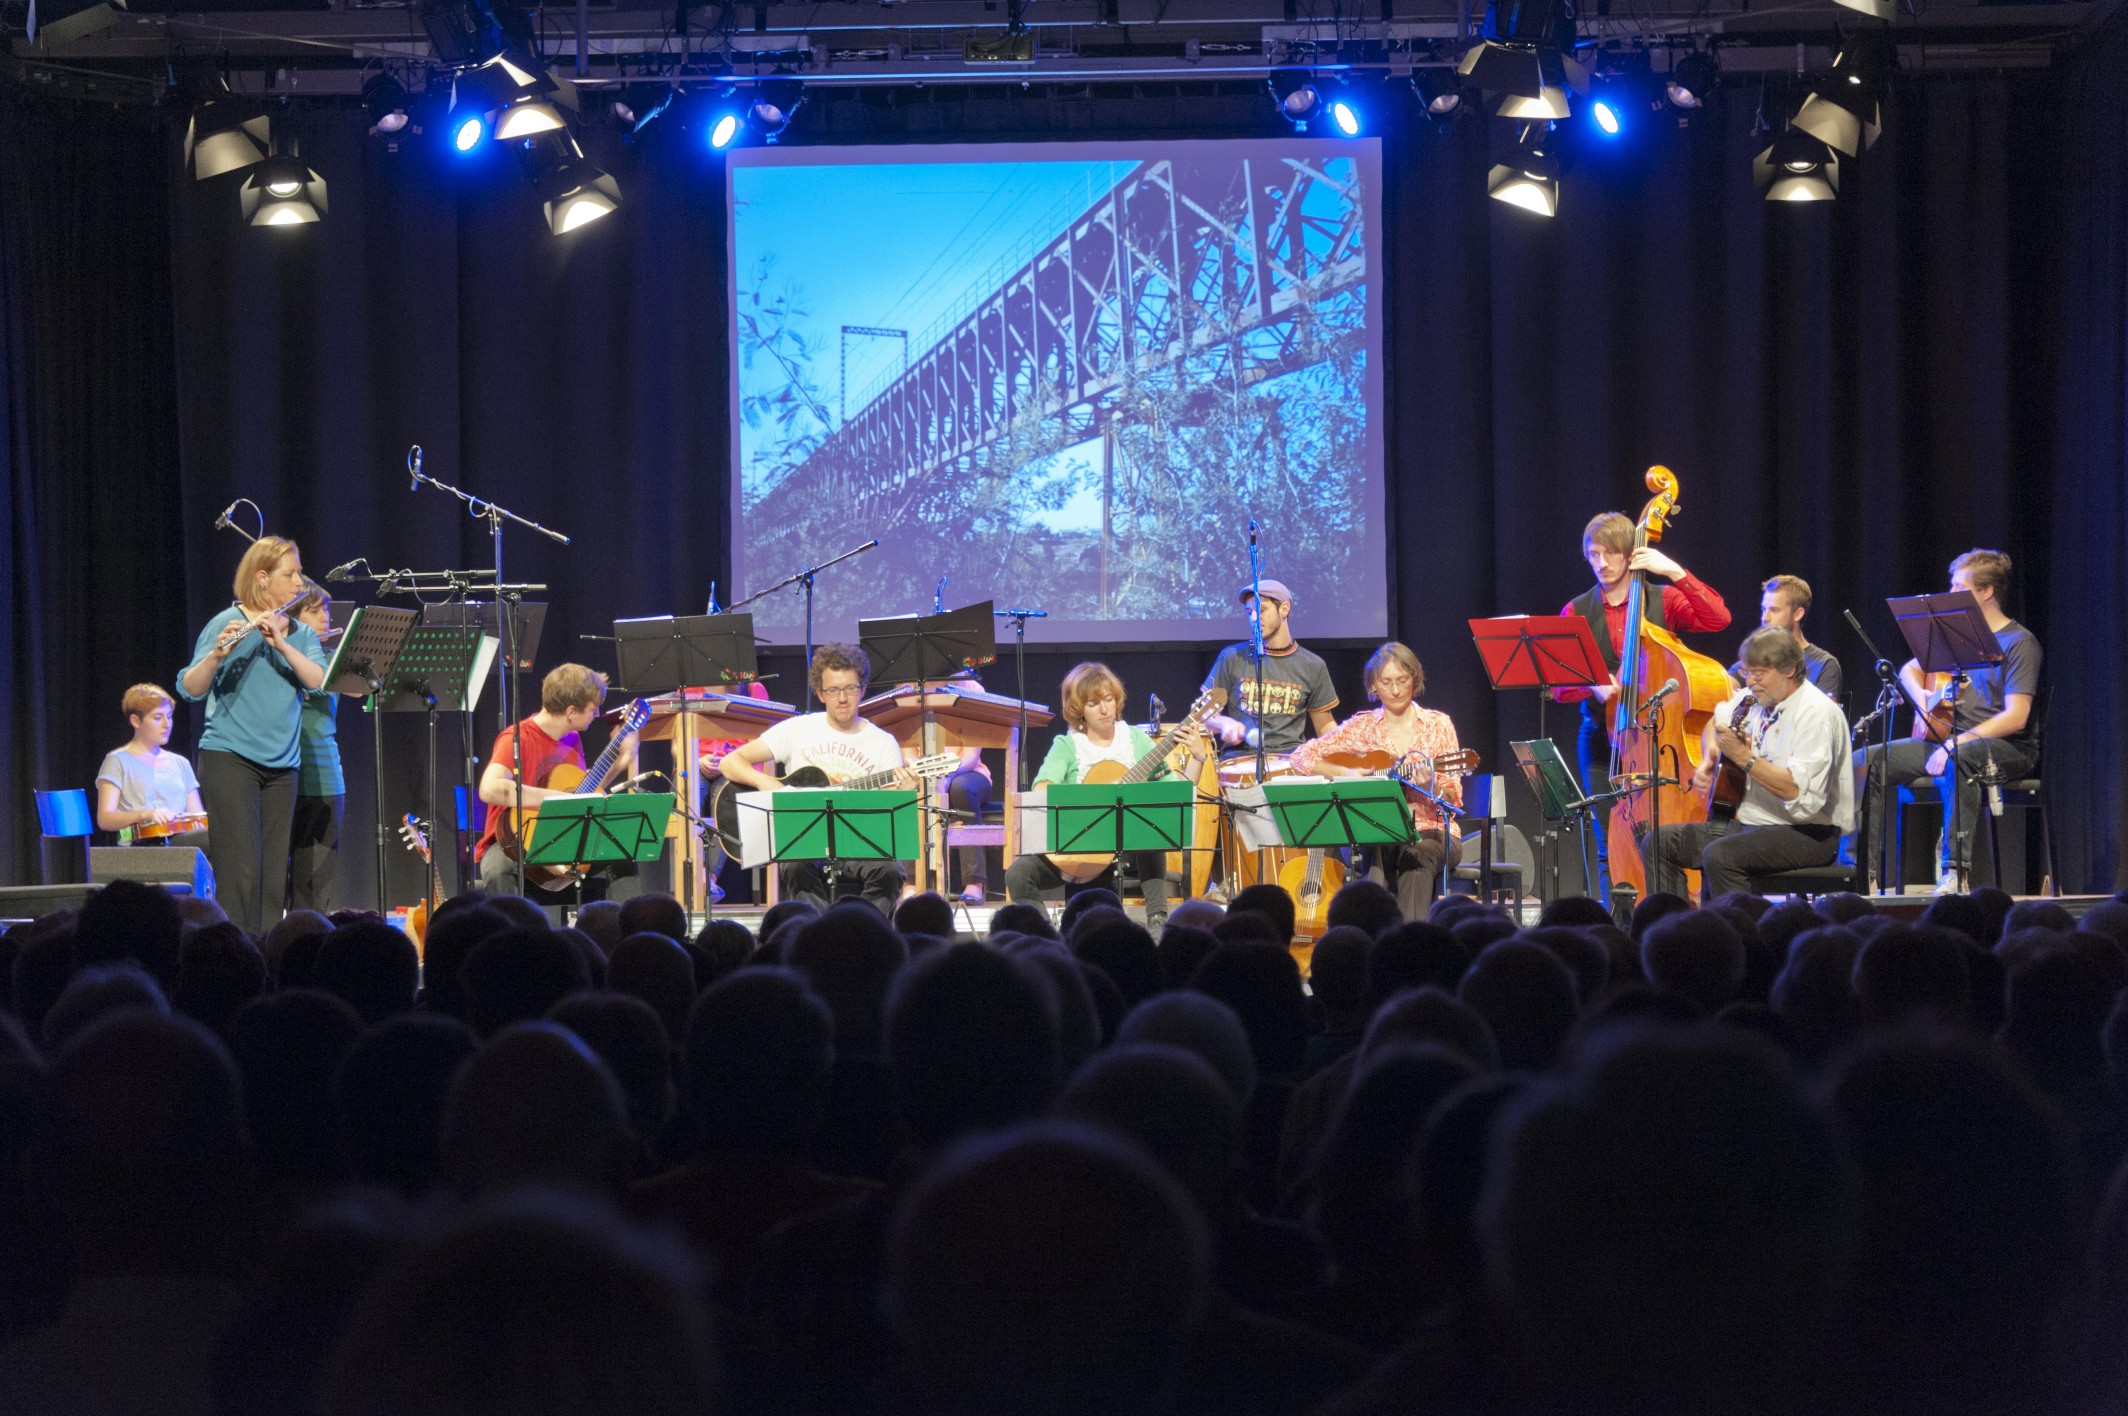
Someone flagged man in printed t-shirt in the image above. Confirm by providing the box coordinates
[1201,579,1339,757]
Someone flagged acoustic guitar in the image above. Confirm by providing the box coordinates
[397,814,445,954]
[496,697,654,888]
[1046,688,1224,883]
[708,752,962,855]
[1904,671,1958,743]
[1704,696,1755,823]
[1279,746,1481,941]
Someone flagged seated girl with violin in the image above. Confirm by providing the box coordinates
[1288,641,1464,918]
[95,683,209,844]
[1001,661,1201,933]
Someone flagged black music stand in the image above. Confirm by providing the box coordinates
[1473,615,1609,902]
[424,600,547,671]
[615,612,760,696]
[375,625,491,904]
[1889,590,2004,892]
[324,606,419,912]
[860,602,1000,880]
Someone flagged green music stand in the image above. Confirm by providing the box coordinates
[1255,778,1416,850]
[523,793,676,874]
[768,790,923,864]
[1044,780,1196,856]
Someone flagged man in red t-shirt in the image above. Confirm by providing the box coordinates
[474,663,638,893]
[1555,511,1731,895]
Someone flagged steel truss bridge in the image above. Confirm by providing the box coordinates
[744,151,1369,549]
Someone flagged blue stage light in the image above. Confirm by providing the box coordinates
[450,112,487,152]
[709,112,741,149]
[1592,98,1622,135]
[1330,99,1362,135]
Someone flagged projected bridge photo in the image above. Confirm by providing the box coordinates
[729,141,1385,643]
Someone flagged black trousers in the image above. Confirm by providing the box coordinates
[1647,818,1842,899]
[1002,850,1170,925]
[288,792,343,914]
[197,749,298,936]
[779,860,904,917]
[1854,737,2038,877]
[947,768,990,891]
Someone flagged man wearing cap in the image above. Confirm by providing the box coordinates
[1201,579,1339,755]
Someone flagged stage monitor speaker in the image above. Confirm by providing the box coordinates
[0,881,97,922]
[89,847,209,899]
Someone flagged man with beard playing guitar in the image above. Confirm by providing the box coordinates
[717,643,920,916]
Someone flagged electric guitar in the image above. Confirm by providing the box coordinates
[496,697,654,885]
[1280,746,1481,941]
[1046,688,1224,882]
[708,752,962,855]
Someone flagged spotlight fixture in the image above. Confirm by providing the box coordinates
[1268,68,1323,128]
[1664,52,1718,111]
[240,150,328,226]
[363,72,411,135]
[186,88,272,181]
[532,151,621,232]
[1413,68,1466,122]
[746,77,805,142]
[1496,85,1574,122]
[447,104,490,153]
[1459,0,1579,100]
[27,0,126,48]
[1753,129,1840,202]
[1792,34,1888,157]
[1488,126,1563,216]
[493,94,567,140]
[1329,96,1363,136]
[1833,0,1894,25]
[710,110,742,149]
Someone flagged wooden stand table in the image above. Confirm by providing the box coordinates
[637,688,796,914]
[861,683,1053,895]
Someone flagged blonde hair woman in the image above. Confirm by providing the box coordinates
[177,536,328,933]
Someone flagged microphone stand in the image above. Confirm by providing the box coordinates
[408,447,571,899]
[1845,609,1902,894]
[994,608,1046,795]
[1247,521,1267,784]
[731,539,879,710]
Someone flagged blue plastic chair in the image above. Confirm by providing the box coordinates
[34,788,94,884]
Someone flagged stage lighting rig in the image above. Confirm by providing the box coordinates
[746,77,805,143]
[1791,33,1889,157]
[1413,68,1469,127]
[1664,51,1718,112]
[185,78,271,181]
[1268,68,1323,129]
[528,136,621,233]
[1488,123,1563,216]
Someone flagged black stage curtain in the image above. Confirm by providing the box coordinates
[2,34,2124,899]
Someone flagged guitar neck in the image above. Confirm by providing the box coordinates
[1123,713,1207,784]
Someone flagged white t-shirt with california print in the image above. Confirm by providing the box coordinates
[756,712,905,784]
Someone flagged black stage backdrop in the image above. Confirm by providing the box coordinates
[3,29,2125,904]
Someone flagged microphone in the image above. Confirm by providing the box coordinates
[324,558,365,582]
[608,770,664,794]
[1248,518,1258,546]
[213,500,240,531]
[1148,692,1167,722]
[408,445,423,491]
[1644,677,1681,710]
[1982,760,2004,818]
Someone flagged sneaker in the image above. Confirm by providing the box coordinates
[960,884,986,905]
[1932,867,1966,897]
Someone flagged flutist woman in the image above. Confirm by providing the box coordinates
[178,535,328,934]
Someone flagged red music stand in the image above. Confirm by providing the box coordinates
[1469,615,1612,905]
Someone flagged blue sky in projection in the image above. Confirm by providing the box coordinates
[731,158,1135,440]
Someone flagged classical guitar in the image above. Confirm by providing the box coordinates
[496,697,654,886]
[1903,671,1957,743]
[397,814,445,952]
[1046,688,1224,883]
[1279,746,1481,941]
[1704,696,1755,823]
[709,752,962,854]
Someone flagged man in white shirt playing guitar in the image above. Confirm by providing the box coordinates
[719,643,922,916]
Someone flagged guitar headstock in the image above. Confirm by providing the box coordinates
[619,697,653,737]
[1434,749,1482,775]
[399,813,433,864]
[1186,686,1226,725]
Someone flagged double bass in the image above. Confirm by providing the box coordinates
[1604,466,1735,899]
